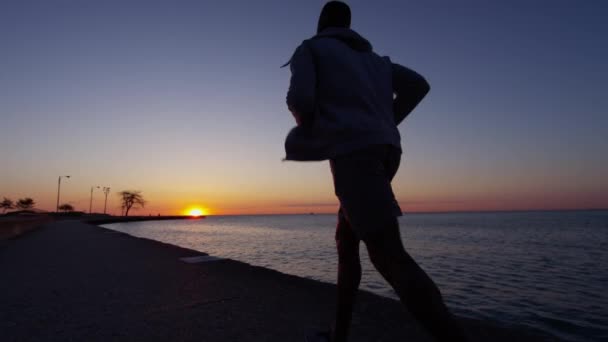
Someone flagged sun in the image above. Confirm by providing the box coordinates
[188,208,203,216]
[185,207,208,217]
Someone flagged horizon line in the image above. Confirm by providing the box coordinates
[205,207,608,217]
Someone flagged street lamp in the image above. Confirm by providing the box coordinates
[102,187,111,215]
[89,186,100,214]
[56,175,71,212]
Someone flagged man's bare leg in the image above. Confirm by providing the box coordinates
[364,218,469,342]
[332,210,362,342]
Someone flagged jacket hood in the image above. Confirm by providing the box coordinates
[281,28,372,68]
[314,28,373,52]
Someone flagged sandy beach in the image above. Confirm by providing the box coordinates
[0,218,559,341]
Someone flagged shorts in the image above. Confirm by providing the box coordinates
[330,144,403,240]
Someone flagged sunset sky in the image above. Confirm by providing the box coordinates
[1,0,607,215]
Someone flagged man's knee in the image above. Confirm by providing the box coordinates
[337,240,360,265]
[364,219,405,266]
[336,238,360,269]
[336,213,359,247]
[363,216,400,247]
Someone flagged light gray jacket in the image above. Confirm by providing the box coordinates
[285,28,429,161]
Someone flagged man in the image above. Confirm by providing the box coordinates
[285,2,468,342]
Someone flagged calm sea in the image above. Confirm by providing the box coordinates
[104,211,608,341]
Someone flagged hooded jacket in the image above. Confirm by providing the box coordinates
[284,27,429,161]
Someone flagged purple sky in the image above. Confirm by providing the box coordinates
[1,0,606,214]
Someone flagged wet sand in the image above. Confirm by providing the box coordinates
[0,219,559,341]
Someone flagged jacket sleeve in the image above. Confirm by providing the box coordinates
[286,42,316,126]
[391,63,430,125]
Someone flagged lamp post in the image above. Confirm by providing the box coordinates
[102,187,111,215]
[89,186,100,214]
[56,175,71,212]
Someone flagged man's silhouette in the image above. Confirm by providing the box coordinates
[285,2,468,341]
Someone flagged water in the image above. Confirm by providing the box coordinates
[104,211,608,341]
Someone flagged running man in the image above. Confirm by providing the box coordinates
[285,2,469,341]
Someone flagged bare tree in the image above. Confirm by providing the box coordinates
[118,191,146,216]
[1,197,14,213]
[58,203,75,213]
[16,198,35,210]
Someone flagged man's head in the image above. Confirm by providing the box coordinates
[317,1,351,33]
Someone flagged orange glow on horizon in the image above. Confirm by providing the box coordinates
[4,184,606,216]
[184,206,210,217]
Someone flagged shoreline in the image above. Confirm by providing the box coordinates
[85,215,205,225]
[98,219,566,342]
[95,220,560,341]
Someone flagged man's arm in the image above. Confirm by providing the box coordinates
[286,43,316,126]
[392,63,430,125]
